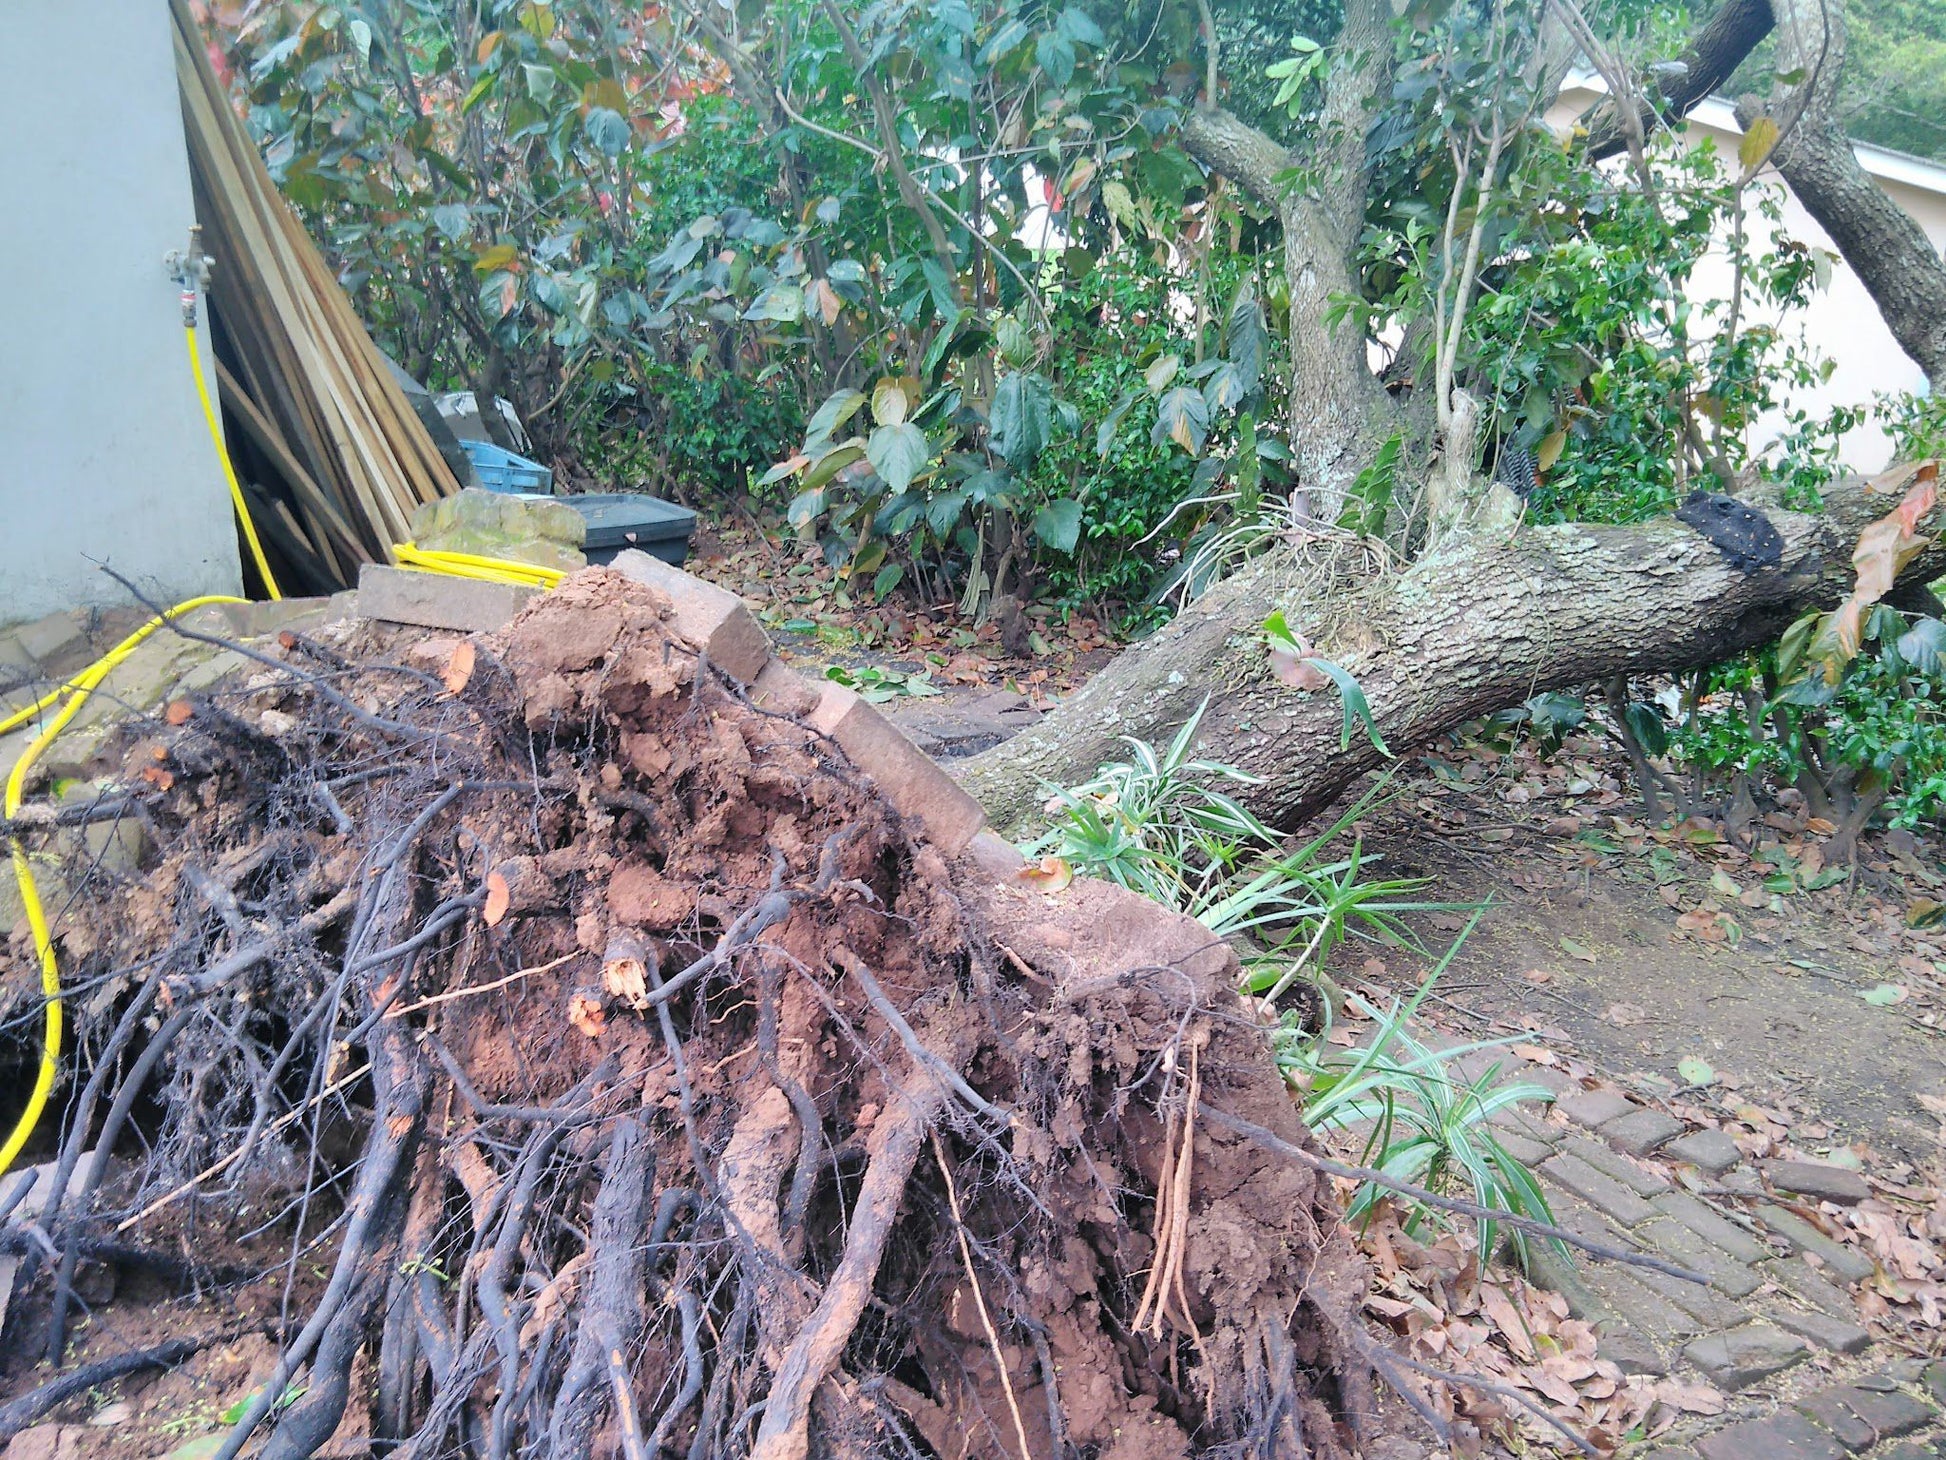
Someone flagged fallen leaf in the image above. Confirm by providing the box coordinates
[1862,982,1909,1007]
[444,640,477,694]
[1560,937,1597,964]
[1270,645,1329,691]
[1480,1282,1535,1361]
[1605,1002,1649,1027]
[1015,855,1073,894]
[484,871,511,927]
[164,699,193,726]
[1677,1055,1716,1088]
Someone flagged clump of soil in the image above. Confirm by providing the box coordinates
[0,569,1379,1460]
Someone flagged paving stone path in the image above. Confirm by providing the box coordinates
[1473,1055,1946,1458]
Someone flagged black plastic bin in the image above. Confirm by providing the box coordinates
[564,492,697,567]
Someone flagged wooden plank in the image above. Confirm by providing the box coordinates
[171,0,460,581]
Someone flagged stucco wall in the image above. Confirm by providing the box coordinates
[0,0,242,628]
[1549,86,1946,472]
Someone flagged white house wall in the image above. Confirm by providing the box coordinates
[0,0,243,628]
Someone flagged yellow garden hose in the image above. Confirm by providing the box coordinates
[0,529,555,1173]
[0,595,245,1178]
[186,325,281,601]
[393,542,566,589]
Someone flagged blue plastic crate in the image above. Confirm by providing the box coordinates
[460,439,553,495]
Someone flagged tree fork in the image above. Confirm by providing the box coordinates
[956,474,1944,834]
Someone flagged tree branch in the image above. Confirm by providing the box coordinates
[1580,0,1777,161]
[1740,0,1946,386]
[1177,106,1293,211]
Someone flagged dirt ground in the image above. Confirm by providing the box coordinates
[1381,817,1946,1164]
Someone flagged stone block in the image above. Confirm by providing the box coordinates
[1559,1088,1637,1130]
[358,564,536,634]
[1795,1384,1932,1450]
[1520,1239,1613,1324]
[1766,1160,1871,1206]
[1768,1306,1870,1355]
[1754,1205,1874,1283]
[1696,1413,1845,1460]
[1489,1103,1563,1147]
[808,683,986,854]
[1597,1326,1668,1375]
[1541,1151,1659,1226]
[610,550,769,684]
[1605,1106,1686,1156]
[1628,1262,1754,1327]
[411,486,587,572]
[1667,1128,1744,1175]
[1651,1192,1772,1265]
[1563,1135,1672,1197]
[1682,1323,1808,1389]
[747,659,820,717]
[1636,1219,1764,1297]
[2,1423,88,1460]
[962,830,1027,882]
[12,611,87,666]
[1588,1268,1712,1340]
[1765,1256,1860,1317]
[1495,1129,1555,1167]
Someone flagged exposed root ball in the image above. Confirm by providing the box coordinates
[0,568,1381,1459]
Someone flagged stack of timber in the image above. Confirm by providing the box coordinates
[171,0,458,594]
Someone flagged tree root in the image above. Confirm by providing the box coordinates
[0,566,1651,1459]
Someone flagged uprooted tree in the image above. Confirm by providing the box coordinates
[930,0,1946,831]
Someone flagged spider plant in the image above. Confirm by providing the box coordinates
[1024,699,1465,995]
[1280,915,1562,1266]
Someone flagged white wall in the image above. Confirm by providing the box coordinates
[0,0,242,628]
[1549,85,1946,472]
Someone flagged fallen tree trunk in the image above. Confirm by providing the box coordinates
[957,475,1944,835]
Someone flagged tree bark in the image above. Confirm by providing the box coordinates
[1176,0,1400,518]
[1738,0,1946,388]
[956,473,1943,834]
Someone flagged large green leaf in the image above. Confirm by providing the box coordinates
[1899,616,1946,675]
[977,17,1031,66]
[742,283,803,324]
[1225,292,1269,394]
[867,422,931,493]
[582,107,629,156]
[989,371,1054,469]
[804,389,868,449]
[1152,385,1209,455]
[802,442,865,493]
[1034,498,1084,553]
[1036,31,1076,88]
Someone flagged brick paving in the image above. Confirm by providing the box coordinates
[1472,1059,1946,1458]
